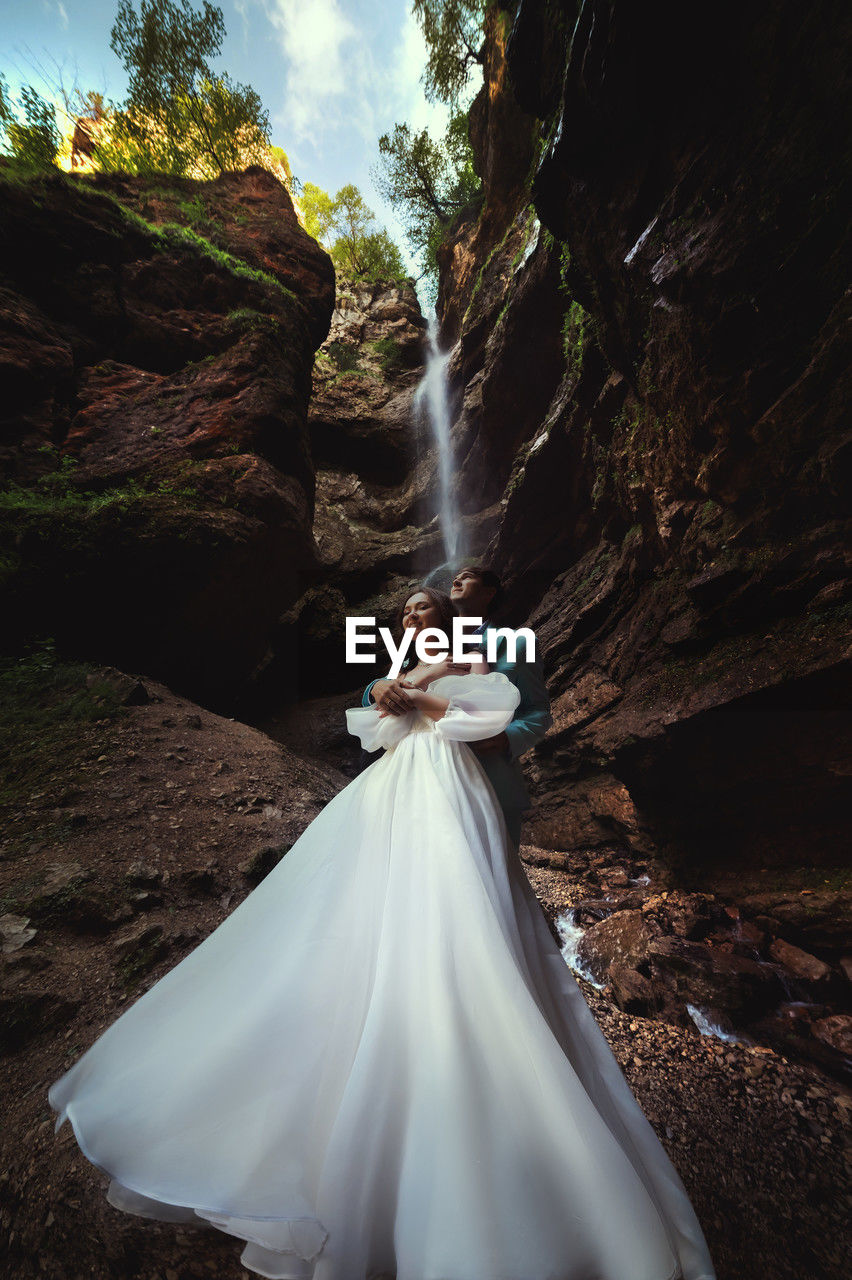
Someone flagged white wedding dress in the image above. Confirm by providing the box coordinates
[48,672,716,1280]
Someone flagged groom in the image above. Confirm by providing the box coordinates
[361,565,552,849]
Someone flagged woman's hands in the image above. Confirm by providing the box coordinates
[402,652,488,690]
[399,687,450,721]
[372,654,487,719]
[374,684,450,722]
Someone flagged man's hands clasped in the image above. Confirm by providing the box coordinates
[371,663,511,759]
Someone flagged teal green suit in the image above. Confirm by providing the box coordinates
[361,626,552,847]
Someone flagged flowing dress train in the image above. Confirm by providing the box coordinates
[48,672,716,1280]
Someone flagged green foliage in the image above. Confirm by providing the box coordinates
[562,299,590,368]
[326,340,361,373]
[0,638,124,730]
[555,243,591,370]
[226,307,282,337]
[331,226,406,285]
[154,221,294,296]
[374,108,481,287]
[0,453,209,541]
[300,182,337,242]
[299,182,407,283]
[111,0,224,112]
[371,338,405,375]
[95,0,270,177]
[268,144,293,188]
[0,75,61,169]
[412,0,487,106]
[1,463,144,523]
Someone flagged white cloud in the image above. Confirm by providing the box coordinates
[264,1,453,164]
[258,0,481,287]
[264,0,363,145]
[381,7,450,136]
[39,0,69,30]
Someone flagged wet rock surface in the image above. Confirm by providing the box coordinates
[421,0,851,1065]
[526,856,852,1277]
[523,845,852,1085]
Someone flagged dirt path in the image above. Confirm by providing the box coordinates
[1,663,849,1280]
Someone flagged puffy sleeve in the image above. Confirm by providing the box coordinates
[431,672,521,743]
[345,704,417,753]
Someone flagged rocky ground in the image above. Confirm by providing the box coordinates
[525,866,852,1280]
[1,656,849,1280]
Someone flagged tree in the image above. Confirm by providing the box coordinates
[373,110,480,282]
[0,75,61,169]
[328,184,382,275]
[269,145,294,191]
[298,182,407,284]
[331,228,406,284]
[98,0,271,177]
[299,182,338,243]
[412,0,487,107]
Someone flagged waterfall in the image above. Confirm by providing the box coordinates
[414,315,464,568]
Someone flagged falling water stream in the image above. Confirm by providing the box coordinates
[414,314,464,572]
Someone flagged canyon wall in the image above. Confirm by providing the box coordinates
[0,164,334,708]
[436,0,850,890]
[428,0,851,1066]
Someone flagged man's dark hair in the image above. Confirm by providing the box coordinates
[457,565,503,617]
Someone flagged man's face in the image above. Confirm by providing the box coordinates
[450,568,495,616]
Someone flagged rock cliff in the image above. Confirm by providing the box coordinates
[253,276,433,707]
[0,163,335,708]
[427,0,851,1067]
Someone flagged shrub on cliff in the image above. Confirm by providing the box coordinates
[373,110,480,288]
[299,182,407,285]
[92,0,271,179]
[374,0,487,292]
[0,77,61,170]
[412,0,487,107]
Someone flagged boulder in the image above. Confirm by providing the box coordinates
[577,909,653,984]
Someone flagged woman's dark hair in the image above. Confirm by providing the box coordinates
[393,586,458,673]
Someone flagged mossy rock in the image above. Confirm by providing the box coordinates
[238,843,291,886]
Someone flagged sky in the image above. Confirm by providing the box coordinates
[0,0,460,275]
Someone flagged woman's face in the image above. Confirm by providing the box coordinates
[402,592,441,637]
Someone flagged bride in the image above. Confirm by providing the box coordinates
[48,587,717,1280]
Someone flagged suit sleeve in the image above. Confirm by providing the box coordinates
[503,648,553,761]
[362,678,381,707]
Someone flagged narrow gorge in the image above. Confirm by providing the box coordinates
[1,3,849,1279]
